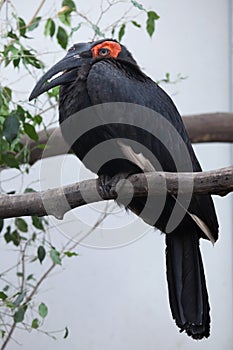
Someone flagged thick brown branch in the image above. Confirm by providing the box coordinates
[0,166,232,220]
[24,112,233,166]
[182,112,233,143]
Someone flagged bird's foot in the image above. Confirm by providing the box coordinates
[97,173,131,199]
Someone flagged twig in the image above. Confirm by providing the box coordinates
[25,262,56,303]
[1,322,16,350]
[0,0,6,12]
[60,203,110,255]
[19,241,30,294]
[0,207,107,350]
[27,0,46,28]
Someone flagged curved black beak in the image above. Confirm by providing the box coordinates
[29,42,92,101]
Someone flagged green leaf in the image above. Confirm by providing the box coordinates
[18,17,26,36]
[22,49,44,69]
[14,306,27,323]
[148,10,160,20]
[146,11,160,37]
[7,30,18,40]
[24,187,36,193]
[31,318,39,329]
[131,0,145,11]
[32,216,44,231]
[44,18,56,37]
[47,86,60,101]
[131,20,141,28]
[13,57,20,68]
[64,326,69,339]
[23,123,38,141]
[15,218,28,232]
[3,115,19,144]
[1,330,6,338]
[165,72,170,81]
[31,232,37,241]
[6,45,19,63]
[37,245,46,264]
[2,154,20,169]
[64,251,78,258]
[34,114,43,125]
[62,0,76,10]
[118,24,126,41]
[91,24,105,38]
[58,8,72,27]
[3,285,9,292]
[27,17,41,31]
[26,274,34,281]
[15,105,25,121]
[70,24,81,35]
[56,26,68,49]
[6,301,15,308]
[4,226,12,243]
[50,248,62,265]
[0,219,4,233]
[11,230,21,246]
[38,302,48,318]
[111,26,116,37]
[13,292,25,306]
[0,291,7,300]
[0,86,12,105]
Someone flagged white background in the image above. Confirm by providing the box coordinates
[0,0,232,349]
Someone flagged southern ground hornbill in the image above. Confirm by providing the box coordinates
[29,39,219,339]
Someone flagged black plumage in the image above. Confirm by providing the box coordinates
[29,39,219,339]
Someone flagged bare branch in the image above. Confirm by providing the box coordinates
[27,0,46,28]
[0,0,6,11]
[182,112,233,143]
[0,322,16,350]
[22,113,233,166]
[25,263,56,303]
[0,166,232,220]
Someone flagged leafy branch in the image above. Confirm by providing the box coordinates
[0,1,163,348]
[0,208,108,350]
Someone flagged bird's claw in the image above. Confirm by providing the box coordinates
[97,173,130,199]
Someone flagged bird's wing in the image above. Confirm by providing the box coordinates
[86,59,218,240]
[87,60,198,167]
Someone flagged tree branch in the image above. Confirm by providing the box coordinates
[0,166,232,220]
[0,322,17,350]
[182,112,233,143]
[23,112,233,166]
[27,0,46,28]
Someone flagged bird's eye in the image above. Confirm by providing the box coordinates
[98,48,110,56]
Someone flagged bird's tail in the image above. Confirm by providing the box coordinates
[165,227,210,339]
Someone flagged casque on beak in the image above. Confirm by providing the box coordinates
[29,42,92,100]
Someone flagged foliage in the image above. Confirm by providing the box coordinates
[0,0,161,349]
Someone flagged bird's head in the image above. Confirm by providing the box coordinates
[29,39,136,100]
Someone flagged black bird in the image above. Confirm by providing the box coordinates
[29,39,219,339]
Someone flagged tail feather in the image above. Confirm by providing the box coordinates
[166,228,210,339]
